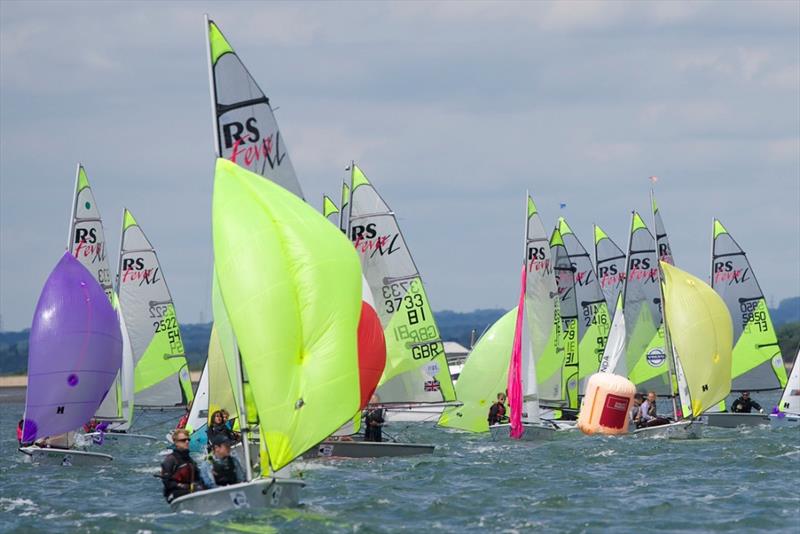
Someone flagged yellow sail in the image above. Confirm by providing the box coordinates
[212,158,362,472]
[661,261,733,417]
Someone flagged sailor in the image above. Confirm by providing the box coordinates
[206,410,238,451]
[731,391,763,414]
[364,394,385,442]
[629,393,644,427]
[176,400,192,430]
[488,392,508,426]
[638,391,670,427]
[160,429,205,503]
[200,434,245,488]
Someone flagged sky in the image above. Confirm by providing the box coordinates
[1,0,798,331]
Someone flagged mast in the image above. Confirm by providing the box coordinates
[346,161,354,238]
[649,189,681,420]
[204,14,222,158]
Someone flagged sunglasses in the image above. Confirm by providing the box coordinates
[175,438,189,442]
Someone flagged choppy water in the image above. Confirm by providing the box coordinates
[1,396,798,533]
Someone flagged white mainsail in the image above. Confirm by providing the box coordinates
[777,351,800,415]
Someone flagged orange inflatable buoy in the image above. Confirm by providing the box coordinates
[577,373,636,435]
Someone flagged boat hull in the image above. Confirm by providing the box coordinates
[305,440,435,459]
[489,422,557,442]
[87,431,160,441]
[19,446,113,466]
[169,478,304,513]
[702,412,769,428]
[633,420,703,439]
[769,413,800,427]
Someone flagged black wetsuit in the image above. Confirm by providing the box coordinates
[731,397,762,413]
[211,456,242,487]
[160,448,204,503]
[364,408,385,442]
[488,402,507,425]
[206,424,237,451]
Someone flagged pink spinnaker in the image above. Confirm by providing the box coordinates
[507,264,527,439]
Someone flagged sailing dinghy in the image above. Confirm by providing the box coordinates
[491,262,557,442]
[706,219,786,428]
[19,253,122,465]
[170,158,363,512]
[633,261,733,439]
[770,349,799,427]
[600,212,698,438]
[329,163,453,454]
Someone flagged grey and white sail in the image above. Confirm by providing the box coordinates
[524,196,562,404]
[651,194,674,265]
[347,163,455,404]
[593,224,626,316]
[205,17,304,199]
[117,209,194,407]
[711,219,787,391]
[558,218,611,394]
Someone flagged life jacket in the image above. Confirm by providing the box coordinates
[16,424,23,443]
[176,412,189,429]
[212,456,238,486]
[169,452,196,486]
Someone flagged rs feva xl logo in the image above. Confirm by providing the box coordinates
[222,118,286,170]
[121,257,160,286]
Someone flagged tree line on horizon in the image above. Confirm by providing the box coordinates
[1,299,799,375]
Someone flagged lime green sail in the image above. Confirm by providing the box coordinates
[322,195,339,224]
[438,310,517,432]
[212,158,361,472]
[711,219,787,391]
[206,323,238,427]
[661,262,733,416]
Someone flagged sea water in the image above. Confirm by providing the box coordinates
[1,394,797,533]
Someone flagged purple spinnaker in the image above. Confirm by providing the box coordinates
[22,252,122,443]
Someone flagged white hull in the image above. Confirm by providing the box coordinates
[633,420,703,440]
[19,446,113,466]
[702,412,769,428]
[489,422,557,442]
[769,413,800,427]
[169,478,304,513]
[304,440,435,459]
[87,431,160,441]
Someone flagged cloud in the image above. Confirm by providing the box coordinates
[0,0,798,330]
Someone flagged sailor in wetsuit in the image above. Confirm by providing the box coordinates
[206,410,238,452]
[364,394,385,442]
[160,429,205,503]
[488,392,508,426]
[731,391,763,413]
[200,434,245,488]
